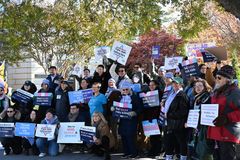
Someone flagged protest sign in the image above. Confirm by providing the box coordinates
[81,89,93,103]
[152,46,160,59]
[164,57,183,70]
[139,90,160,108]
[15,123,36,137]
[0,123,14,137]
[11,89,34,106]
[200,104,219,126]
[94,46,111,60]
[201,51,217,62]
[142,119,161,136]
[110,41,132,65]
[35,124,56,139]
[113,101,132,119]
[181,58,200,79]
[186,42,215,58]
[34,93,53,106]
[57,122,85,144]
[68,90,83,105]
[79,126,96,143]
[71,64,82,78]
[131,83,141,93]
[205,46,227,60]
[186,109,200,128]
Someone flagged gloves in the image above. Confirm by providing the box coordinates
[128,111,137,117]
[213,115,228,127]
[110,106,115,112]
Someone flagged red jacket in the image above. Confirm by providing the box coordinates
[207,85,240,143]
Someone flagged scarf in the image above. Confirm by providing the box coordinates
[68,110,79,122]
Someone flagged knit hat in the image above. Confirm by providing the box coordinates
[24,80,32,86]
[42,79,50,86]
[108,78,116,84]
[216,65,236,80]
[46,108,56,116]
[165,72,174,79]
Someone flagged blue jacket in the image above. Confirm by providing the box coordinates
[46,74,62,93]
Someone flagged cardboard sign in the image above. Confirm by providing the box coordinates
[34,93,53,106]
[68,90,83,105]
[164,57,183,70]
[35,124,56,139]
[57,122,85,144]
[79,126,96,143]
[11,89,34,106]
[94,46,111,60]
[200,104,219,126]
[201,51,217,62]
[181,58,200,79]
[139,90,160,107]
[113,101,132,119]
[186,109,200,129]
[110,41,132,65]
[142,119,161,136]
[0,123,14,137]
[152,46,160,59]
[15,123,36,137]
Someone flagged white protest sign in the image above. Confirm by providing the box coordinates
[186,109,200,128]
[110,41,132,65]
[200,104,219,126]
[35,124,56,139]
[94,46,111,60]
[164,57,183,70]
[71,64,82,77]
[57,122,85,144]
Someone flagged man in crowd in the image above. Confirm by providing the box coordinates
[46,66,62,93]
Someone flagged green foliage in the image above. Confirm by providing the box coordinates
[231,48,240,83]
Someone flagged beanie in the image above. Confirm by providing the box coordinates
[216,65,236,79]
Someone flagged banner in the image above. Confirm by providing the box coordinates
[200,104,219,126]
[57,122,85,144]
[164,57,183,70]
[186,109,200,129]
[68,90,83,105]
[12,89,34,106]
[94,46,111,60]
[139,90,160,107]
[152,46,160,59]
[81,89,93,103]
[142,119,161,136]
[34,93,53,106]
[110,41,132,65]
[181,58,200,79]
[201,51,217,62]
[15,123,36,137]
[113,101,132,119]
[35,124,56,139]
[79,126,96,143]
[0,123,14,137]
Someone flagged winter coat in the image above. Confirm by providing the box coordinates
[166,90,189,130]
[0,95,10,119]
[92,72,111,94]
[105,90,122,121]
[118,93,143,135]
[207,85,240,144]
[0,109,21,122]
[46,74,62,93]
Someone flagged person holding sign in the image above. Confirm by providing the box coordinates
[207,65,240,160]
[68,103,91,126]
[36,108,59,157]
[0,83,10,119]
[164,77,189,160]
[0,106,22,155]
[91,112,115,160]
[112,81,143,159]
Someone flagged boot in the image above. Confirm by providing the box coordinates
[165,155,173,160]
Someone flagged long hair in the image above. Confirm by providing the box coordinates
[193,79,212,95]
[91,112,108,126]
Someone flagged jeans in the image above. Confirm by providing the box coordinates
[1,137,22,154]
[36,138,59,156]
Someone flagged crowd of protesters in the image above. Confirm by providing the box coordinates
[0,57,239,160]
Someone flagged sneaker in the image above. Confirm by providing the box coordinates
[39,153,46,158]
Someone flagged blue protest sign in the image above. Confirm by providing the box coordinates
[201,51,217,62]
[139,90,160,108]
[131,84,141,93]
[113,101,132,119]
[79,126,96,144]
[34,93,53,106]
[152,46,160,59]
[81,89,93,103]
[15,123,36,137]
[0,123,14,137]
[11,89,34,107]
[68,91,83,105]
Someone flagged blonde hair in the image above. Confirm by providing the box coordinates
[91,112,108,125]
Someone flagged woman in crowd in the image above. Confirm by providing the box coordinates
[91,112,115,160]
[164,77,189,160]
[113,81,143,159]
[0,106,22,155]
[22,109,41,155]
[36,108,59,157]
[0,83,10,119]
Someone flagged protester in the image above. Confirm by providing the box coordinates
[92,65,111,94]
[164,77,189,160]
[208,65,240,160]
[91,112,115,160]
[54,80,72,122]
[36,108,59,157]
[131,63,151,85]
[112,81,143,159]
[183,75,197,108]
[88,82,107,116]
[199,64,207,79]
[0,106,22,155]
[46,66,62,93]
[79,78,91,90]
[151,59,166,92]
[22,110,40,155]
[68,103,91,125]
[82,68,93,83]
[0,83,10,119]
[11,80,37,121]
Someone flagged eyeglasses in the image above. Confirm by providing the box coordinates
[216,76,222,80]
[7,110,14,113]
[122,89,129,91]
[0,89,3,92]
[118,70,125,72]
[134,66,140,69]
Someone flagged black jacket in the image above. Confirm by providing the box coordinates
[167,90,189,130]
